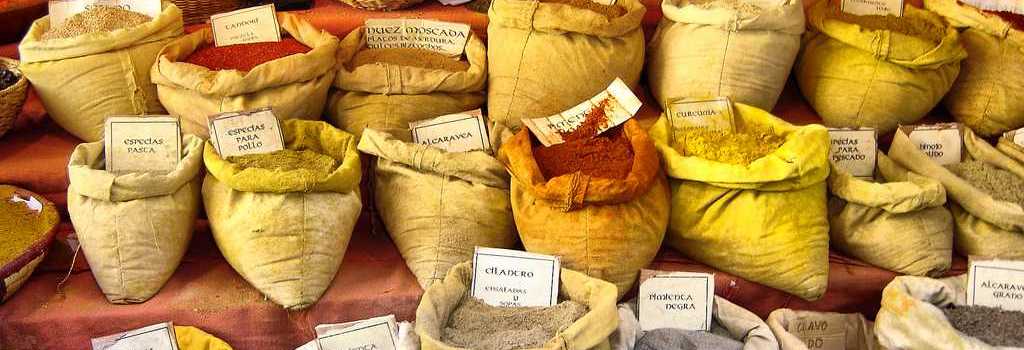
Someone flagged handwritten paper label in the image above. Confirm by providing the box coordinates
[409,109,490,153]
[315,315,398,350]
[471,247,560,307]
[958,0,1023,13]
[1005,128,1024,147]
[210,4,280,47]
[522,78,642,147]
[637,270,714,331]
[666,97,735,133]
[903,123,962,166]
[9,195,43,214]
[91,322,179,350]
[49,0,161,28]
[789,314,848,350]
[208,108,285,158]
[364,19,471,56]
[828,128,877,178]
[967,258,1024,311]
[841,0,904,16]
[294,341,317,350]
[104,116,181,174]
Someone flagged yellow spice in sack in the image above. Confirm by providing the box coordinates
[228,149,339,179]
[42,6,152,40]
[347,48,471,72]
[0,198,55,264]
[826,8,946,43]
[674,126,786,165]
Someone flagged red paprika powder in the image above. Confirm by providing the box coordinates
[185,38,312,72]
[532,99,634,180]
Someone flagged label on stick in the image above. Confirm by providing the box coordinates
[49,0,162,28]
[902,123,963,166]
[104,116,181,174]
[409,109,490,153]
[208,108,285,158]
[315,315,399,350]
[471,247,560,308]
[91,322,179,350]
[788,314,849,350]
[967,257,1024,312]
[637,270,714,332]
[522,78,642,147]
[364,19,471,57]
[210,4,281,47]
[828,128,877,178]
[841,0,904,16]
[666,97,735,132]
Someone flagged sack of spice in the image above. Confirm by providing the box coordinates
[18,2,183,142]
[767,309,881,350]
[486,0,646,128]
[175,326,234,350]
[151,13,338,138]
[327,27,486,139]
[0,185,60,303]
[648,103,830,301]
[497,119,670,298]
[355,126,517,289]
[202,119,361,310]
[797,1,967,133]
[889,128,1024,259]
[647,0,804,111]
[925,0,1024,137]
[415,261,619,350]
[827,153,954,277]
[613,297,780,350]
[66,135,203,303]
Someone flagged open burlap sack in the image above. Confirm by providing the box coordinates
[648,0,804,111]
[487,0,645,128]
[0,186,60,303]
[151,12,338,138]
[797,1,966,133]
[415,261,619,350]
[767,309,880,350]
[202,120,361,310]
[18,1,182,142]
[613,297,780,350]
[828,153,954,277]
[648,103,830,301]
[356,126,517,289]
[926,0,1024,137]
[497,119,670,298]
[67,135,204,303]
[889,128,1024,259]
[875,275,1003,349]
[327,28,486,139]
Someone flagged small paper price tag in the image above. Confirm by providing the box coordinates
[1005,128,1024,147]
[364,19,471,57]
[666,97,735,133]
[210,4,281,47]
[960,0,1024,13]
[409,109,490,153]
[208,108,285,158]
[91,322,179,350]
[104,116,181,174]
[840,0,904,16]
[315,315,399,350]
[522,78,642,147]
[828,128,877,178]
[967,257,1024,312]
[901,123,963,166]
[637,270,714,332]
[471,247,560,307]
[788,314,849,350]
[49,0,162,28]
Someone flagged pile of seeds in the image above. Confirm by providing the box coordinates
[186,38,311,72]
[443,297,588,350]
[43,6,152,40]
[944,305,1024,347]
[691,0,763,17]
[542,0,627,18]
[674,126,786,165]
[228,149,339,179]
[945,160,1024,208]
[827,8,946,43]
[347,48,470,72]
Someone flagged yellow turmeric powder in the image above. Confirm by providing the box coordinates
[0,192,57,265]
[347,48,471,72]
[228,149,339,180]
[674,126,786,165]
[827,8,946,43]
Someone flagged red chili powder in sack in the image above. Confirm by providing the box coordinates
[533,99,634,180]
[185,38,311,71]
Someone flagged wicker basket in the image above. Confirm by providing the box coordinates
[0,57,28,140]
[171,0,243,25]
[338,0,426,11]
[0,185,59,303]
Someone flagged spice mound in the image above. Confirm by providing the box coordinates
[186,38,312,72]
[0,68,19,91]
[946,160,1024,209]
[228,149,339,179]
[534,125,634,180]
[347,48,471,72]
[42,5,152,40]
[635,328,744,350]
[542,0,627,18]
[944,305,1024,347]
[442,297,588,350]
[0,196,56,264]
[689,0,763,17]
[827,8,946,43]
[674,126,786,165]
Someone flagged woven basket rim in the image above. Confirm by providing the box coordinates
[0,186,60,279]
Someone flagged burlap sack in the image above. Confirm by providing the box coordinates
[926,0,1024,137]
[356,126,517,289]
[797,1,967,133]
[889,128,1024,259]
[202,120,361,310]
[648,103,830,301]
[875,275,1001,349]
[487,0,645,128]
[613,297,780,350]
[18,1,183,142]
[151,13,338,138]
[327,27,486,139]
[497,119,670,298]
[0,186,60,303]
[415,261,619,350]
[67,135,204,303]
[647,0,804,111]
[767,309,880,350]
[828,153,954,277]
[997,134,1024,164]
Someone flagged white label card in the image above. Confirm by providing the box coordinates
[364,19,471,57]
[789,314,848,350]
[841,0,904,17]
[960,0,1024,13]
[210,4,281,47]
[208,108,285,158]
[828,128,877,178]
[471,247,560,308]
[666,97,735,133]
[904,123,962,166]
[637,270,714,332]
[522,78,642,147]
[967,257,1024,312]
[1006,128,1024,147]
[49,0,161,28]
[409,109,490,153]
[104,116,181,174]
[91,322,179,350]
[315,315,398,350]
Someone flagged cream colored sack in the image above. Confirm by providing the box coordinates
[614,297,780,350]
[926,0,1024,137]
[828,153,953,277]
[648,0,804,110]
[416,261,619,350]
[487,0,645,128]
[151,13,338,138]
[875,275,1002,349]
[328,28,486,139]
[18,2,183,142]
[356,127,517,289]
[768,309,880,350]
[889,128,1024,259]
[67,135,204,303]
